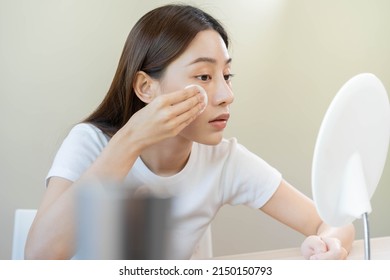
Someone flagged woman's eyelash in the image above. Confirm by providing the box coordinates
[195,74,235,81]
[224,74,235,81]
[196,75,211,81]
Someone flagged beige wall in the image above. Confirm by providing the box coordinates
[1,0,389,259]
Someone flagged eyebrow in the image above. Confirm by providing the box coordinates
[187,57,232,66]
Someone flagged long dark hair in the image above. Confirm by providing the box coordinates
[83,4,229,136]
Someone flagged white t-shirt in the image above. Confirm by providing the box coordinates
[46,123,282,259]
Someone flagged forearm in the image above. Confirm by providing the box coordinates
[25,185,77,259]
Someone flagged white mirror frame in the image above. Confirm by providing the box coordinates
[312,73,390,259]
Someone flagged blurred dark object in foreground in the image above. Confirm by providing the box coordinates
[76,181,172,260]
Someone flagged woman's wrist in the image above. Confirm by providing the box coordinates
[83,127,142,182]
[113,125,145,156]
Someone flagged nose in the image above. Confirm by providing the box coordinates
[214,79,234,106]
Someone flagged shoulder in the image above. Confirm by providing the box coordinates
[68,123,108,137]
[46,123,110,184]
[55,123,110,160]
[204,139,282,208]
[64,123,110,146]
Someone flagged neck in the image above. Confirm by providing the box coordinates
[140,137,193,176]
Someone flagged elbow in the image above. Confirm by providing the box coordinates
[24,235,51,260]
[24,238,44,260]
[24,234,70,260]
[24,244,69,260]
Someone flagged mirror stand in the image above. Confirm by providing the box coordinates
[363,212,370,260]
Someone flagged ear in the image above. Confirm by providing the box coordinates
[133,71,157,103]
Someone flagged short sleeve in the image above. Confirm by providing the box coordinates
[45,123,109,186]
[221,139,282,209]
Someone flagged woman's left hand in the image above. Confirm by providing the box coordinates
[301,235,348,260]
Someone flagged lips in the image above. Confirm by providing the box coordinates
[209,113,230,130]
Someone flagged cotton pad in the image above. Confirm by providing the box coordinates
[185,84,208,113]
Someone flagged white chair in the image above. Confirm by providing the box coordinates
[12,209,37,260]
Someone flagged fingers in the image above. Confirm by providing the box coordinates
[171,89,207,117]
[185,84,208,113]
[126,85,208,148]
[163,85,207,108]
[155,86,207,124]
[309,237,348,260]
[128,86,206,146]
[172,104,204,132]
[301,235,327,259]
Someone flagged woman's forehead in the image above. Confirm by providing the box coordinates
[173,30,231,67]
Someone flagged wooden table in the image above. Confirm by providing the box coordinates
[214,236,390,260]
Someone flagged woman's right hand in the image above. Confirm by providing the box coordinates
[121,86,207,150]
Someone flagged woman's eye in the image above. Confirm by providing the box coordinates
[195,74,234,82]
[224,74,235,81]
[196,75,211,81]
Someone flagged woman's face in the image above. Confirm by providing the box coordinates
[157,29,234,145]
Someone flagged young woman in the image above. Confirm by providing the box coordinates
[25,4,354,260]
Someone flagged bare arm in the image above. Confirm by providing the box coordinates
[24,129,142,259]
[260,179,355,260]
[25,87,206,259]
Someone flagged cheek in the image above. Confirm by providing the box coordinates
[179,116,224,145]
[157,72,188,95]
[178,113,206,139]
[182,115,204,133]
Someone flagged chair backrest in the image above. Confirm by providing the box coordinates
[12,209,37,260]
